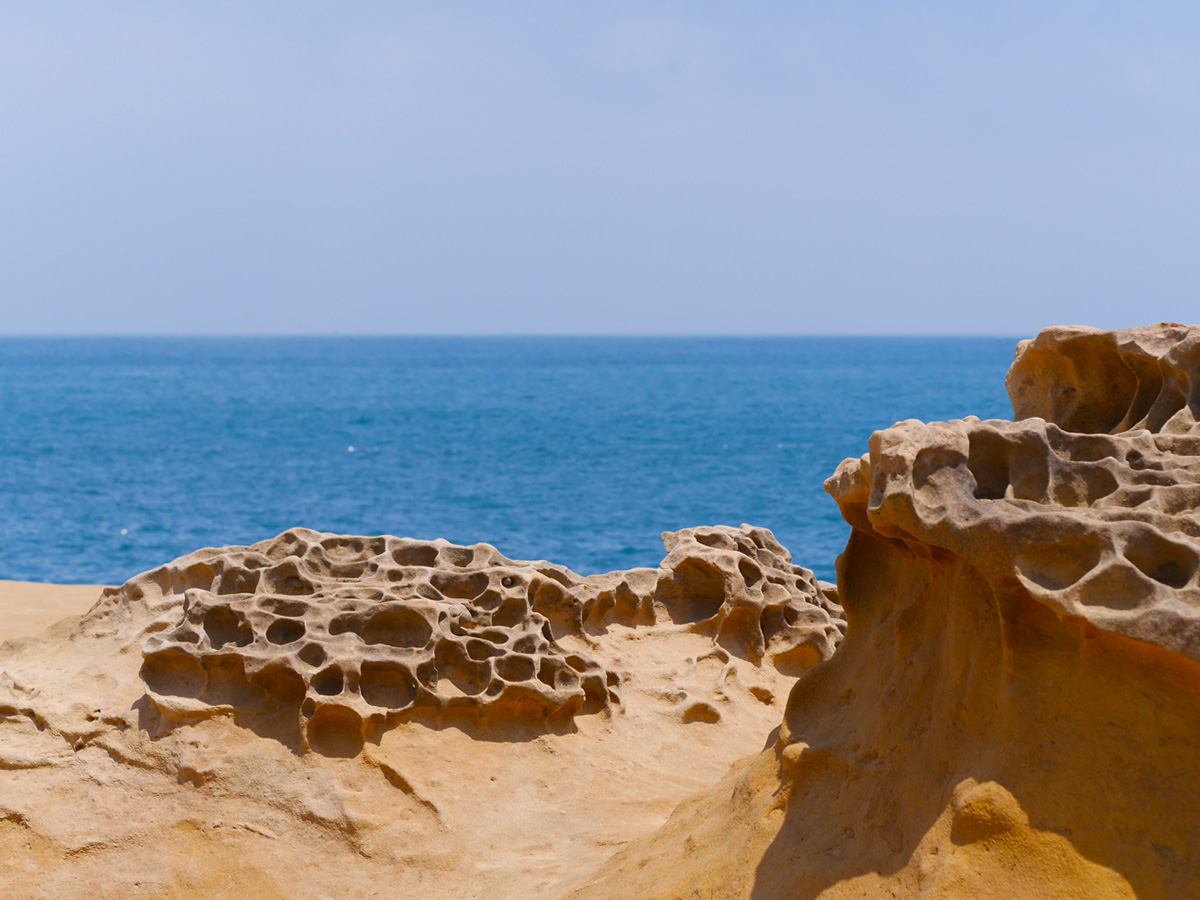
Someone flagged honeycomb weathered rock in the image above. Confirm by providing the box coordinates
[653,525,843,671]
[570,323,1200,900]
[1007,322,1200,435]
[131,525,843,755]
[826,324,1200,662]
[826,416,1200,660]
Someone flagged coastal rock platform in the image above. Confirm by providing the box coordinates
[0,525,840,899]
[2,323,1198,899]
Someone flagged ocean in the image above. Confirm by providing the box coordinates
[0,337,1018,585]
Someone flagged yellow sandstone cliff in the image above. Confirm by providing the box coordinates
[568,323,1200,900]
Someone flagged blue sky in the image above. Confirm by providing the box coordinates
[2,2,1197,335]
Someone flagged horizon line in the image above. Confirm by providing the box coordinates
[0,332,1030,340]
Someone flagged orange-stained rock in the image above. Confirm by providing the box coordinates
[1007,322,1200,434]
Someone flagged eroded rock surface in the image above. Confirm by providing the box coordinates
[828,416,1200,661]
[139,533,615,755]
[569,323,1200,900]
[0,523,840,899]
[1007,322,1200,434]
[122,525,844,754]
[653,525,843,669]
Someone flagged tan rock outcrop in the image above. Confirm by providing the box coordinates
[827,416,1200,661]
[138,533,617,755]
[124,526,843,756]
[569,323,1200,900]
[653,525,843,670]
[0,524,841,898]
[1007,322,1200,434]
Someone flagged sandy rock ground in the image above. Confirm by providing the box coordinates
[0,619,794,899]
[0,527,839,900]
[0,581,107,642]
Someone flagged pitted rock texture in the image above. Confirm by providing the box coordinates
[826,416,1200,661]
[654,526,843,671]
[141,541,614,756]
[132,525,842,754]
[570,324,1200,900]
[1007,322,1200,434]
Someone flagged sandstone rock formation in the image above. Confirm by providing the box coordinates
[129,525,842,755]
[655,525,843,671]
[0,524,840,898]
[1007,322,1200,434]
[569,323,1200,900]
[7,322,1197,900]
[138,534,617,756]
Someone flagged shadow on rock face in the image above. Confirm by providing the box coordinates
[751,528,1194,899]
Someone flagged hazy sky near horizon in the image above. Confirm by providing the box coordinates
[2,3,1198,335]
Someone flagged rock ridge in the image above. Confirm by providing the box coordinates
[124,525,843,755]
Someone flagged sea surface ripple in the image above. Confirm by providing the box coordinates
[0,337,1016,584]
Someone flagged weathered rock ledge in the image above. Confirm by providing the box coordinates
[125,524,842,755]
[569,323,1200,900]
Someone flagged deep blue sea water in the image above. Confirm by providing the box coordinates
[0,337,1018,585]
